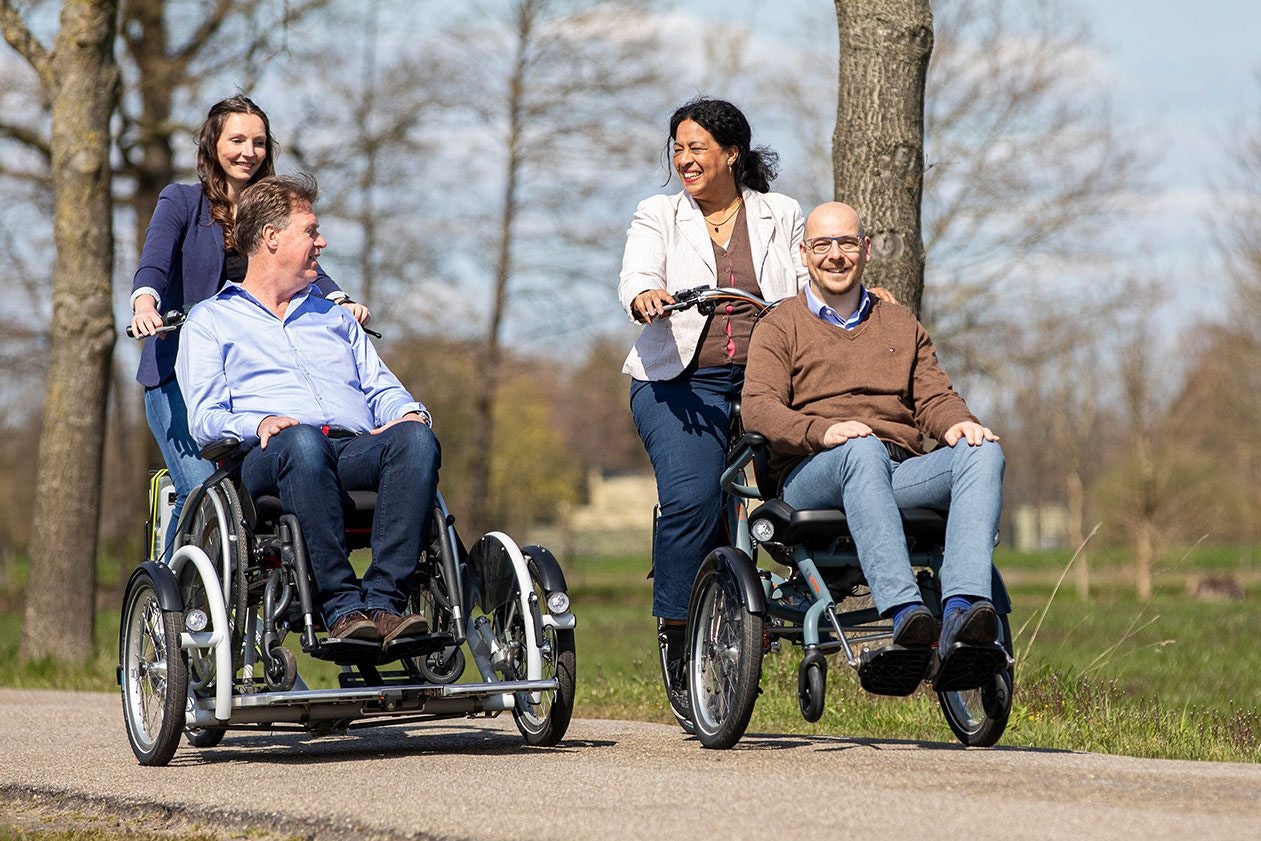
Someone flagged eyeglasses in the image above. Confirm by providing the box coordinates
[805,236,864,255]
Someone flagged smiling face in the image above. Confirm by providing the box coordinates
[215,112,268,191]
[269,202,326,292]
[801,202,870,301]
[672,119,738,204]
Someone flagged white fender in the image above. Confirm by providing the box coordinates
[169,544,232,722]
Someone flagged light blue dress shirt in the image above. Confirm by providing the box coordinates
[177,284,426,447]
[804,283,872,329]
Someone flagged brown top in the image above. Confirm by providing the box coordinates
[741,291,978,481]
[693,204,764,368]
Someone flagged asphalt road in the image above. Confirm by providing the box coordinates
[2,688,1259,840]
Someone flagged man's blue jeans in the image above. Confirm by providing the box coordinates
[144,379,215,554]
[241,422,441,627]
[630,366,743,621]
[782,436,1004,615]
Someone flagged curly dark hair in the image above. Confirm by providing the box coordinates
[195,96,277,251]
[667,97,779,193]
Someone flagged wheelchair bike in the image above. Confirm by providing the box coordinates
[117,355,575,767]
[653,286,1014,750]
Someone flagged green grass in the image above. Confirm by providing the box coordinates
[2,545,1258,762]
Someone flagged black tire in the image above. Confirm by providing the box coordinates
[501,555,576,746]
[408,560,466,685]
[798,654,826,723]
[688,554,763,750]
[263,645,297,692]
[937,613,1014,747]
[179,481,249,692]
[185,727,226,748]
[120,572,188,766]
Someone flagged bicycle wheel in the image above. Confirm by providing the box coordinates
[937,613,1014,747]
[494,551,576,746]
[120,571,188,766]
[688,554,763,749]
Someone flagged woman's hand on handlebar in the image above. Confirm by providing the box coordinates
[339,300,371,325]
[632,289,676,323]
[130,294,165,338]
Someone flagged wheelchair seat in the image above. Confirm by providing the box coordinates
[748,498,948,547]
[251,490,378,550]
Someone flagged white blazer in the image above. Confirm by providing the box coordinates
[618,188,809,381]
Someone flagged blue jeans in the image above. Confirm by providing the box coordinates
[782,436,1005,615]
[144,379,215,553]
[631,366,742,620]
[241,422,441,627]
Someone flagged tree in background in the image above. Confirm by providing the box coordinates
[430,0,668,536]
[1,0,118,663]
[832,0,933,315]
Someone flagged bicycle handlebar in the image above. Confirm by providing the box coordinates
[126,307,382,339]
[657,285,774,316]
[125,309,186,339]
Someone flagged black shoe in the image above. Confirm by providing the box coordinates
[939,600,998,651]
[891,604,936,648]
[659,622,692,723]
[934,601,1006,692]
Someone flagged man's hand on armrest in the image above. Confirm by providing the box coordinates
[943,421,999,447]
[371,410,431,435]
[822,421,873,448]
[258,415,300,449]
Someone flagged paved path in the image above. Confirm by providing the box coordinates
[2,689,1259,840]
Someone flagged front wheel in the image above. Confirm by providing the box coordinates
[688,553,763,749]
[489,545,576,746]
[120,571,188,766]
[937,613,1014,747]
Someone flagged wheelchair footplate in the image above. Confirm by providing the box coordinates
[931,641,1010,692]
[309,632,455,667]
[856,645,934,696]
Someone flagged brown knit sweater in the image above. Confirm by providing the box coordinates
[741,290,977,482]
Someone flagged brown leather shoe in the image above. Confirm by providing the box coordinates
[327,610,380,641]
[371,610,429,644]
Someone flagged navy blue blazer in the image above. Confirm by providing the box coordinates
[131,182,341,387]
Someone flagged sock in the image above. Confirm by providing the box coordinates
[944,595,975,616]
[891,602,923,627]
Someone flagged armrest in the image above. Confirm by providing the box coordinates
[198,437,246,463]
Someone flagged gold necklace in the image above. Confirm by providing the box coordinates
[704,198,743,232]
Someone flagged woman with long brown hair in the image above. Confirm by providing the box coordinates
[129,96,369,549]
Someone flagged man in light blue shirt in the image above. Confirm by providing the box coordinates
[177,173,439,644]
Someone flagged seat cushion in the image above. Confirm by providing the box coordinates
[748,499,947,546]
[253,490,378,549]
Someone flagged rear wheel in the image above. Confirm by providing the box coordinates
[937,614,1014,747]
[120,572,188,766]
[688,554,763,749]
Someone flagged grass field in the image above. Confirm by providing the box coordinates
[1,543,1258,763]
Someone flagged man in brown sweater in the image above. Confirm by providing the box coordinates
[741,201,1007,691]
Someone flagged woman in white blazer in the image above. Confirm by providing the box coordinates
[618,98,808,727]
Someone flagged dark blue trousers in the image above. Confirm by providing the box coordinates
[631,366,743,620]
[241,422,441,626]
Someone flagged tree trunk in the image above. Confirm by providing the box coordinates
[122,0,176,261]
[18,0,119,664]
[466,0,531,538]
[833,0,933,316]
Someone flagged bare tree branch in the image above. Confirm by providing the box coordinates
[0,0,52,88]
